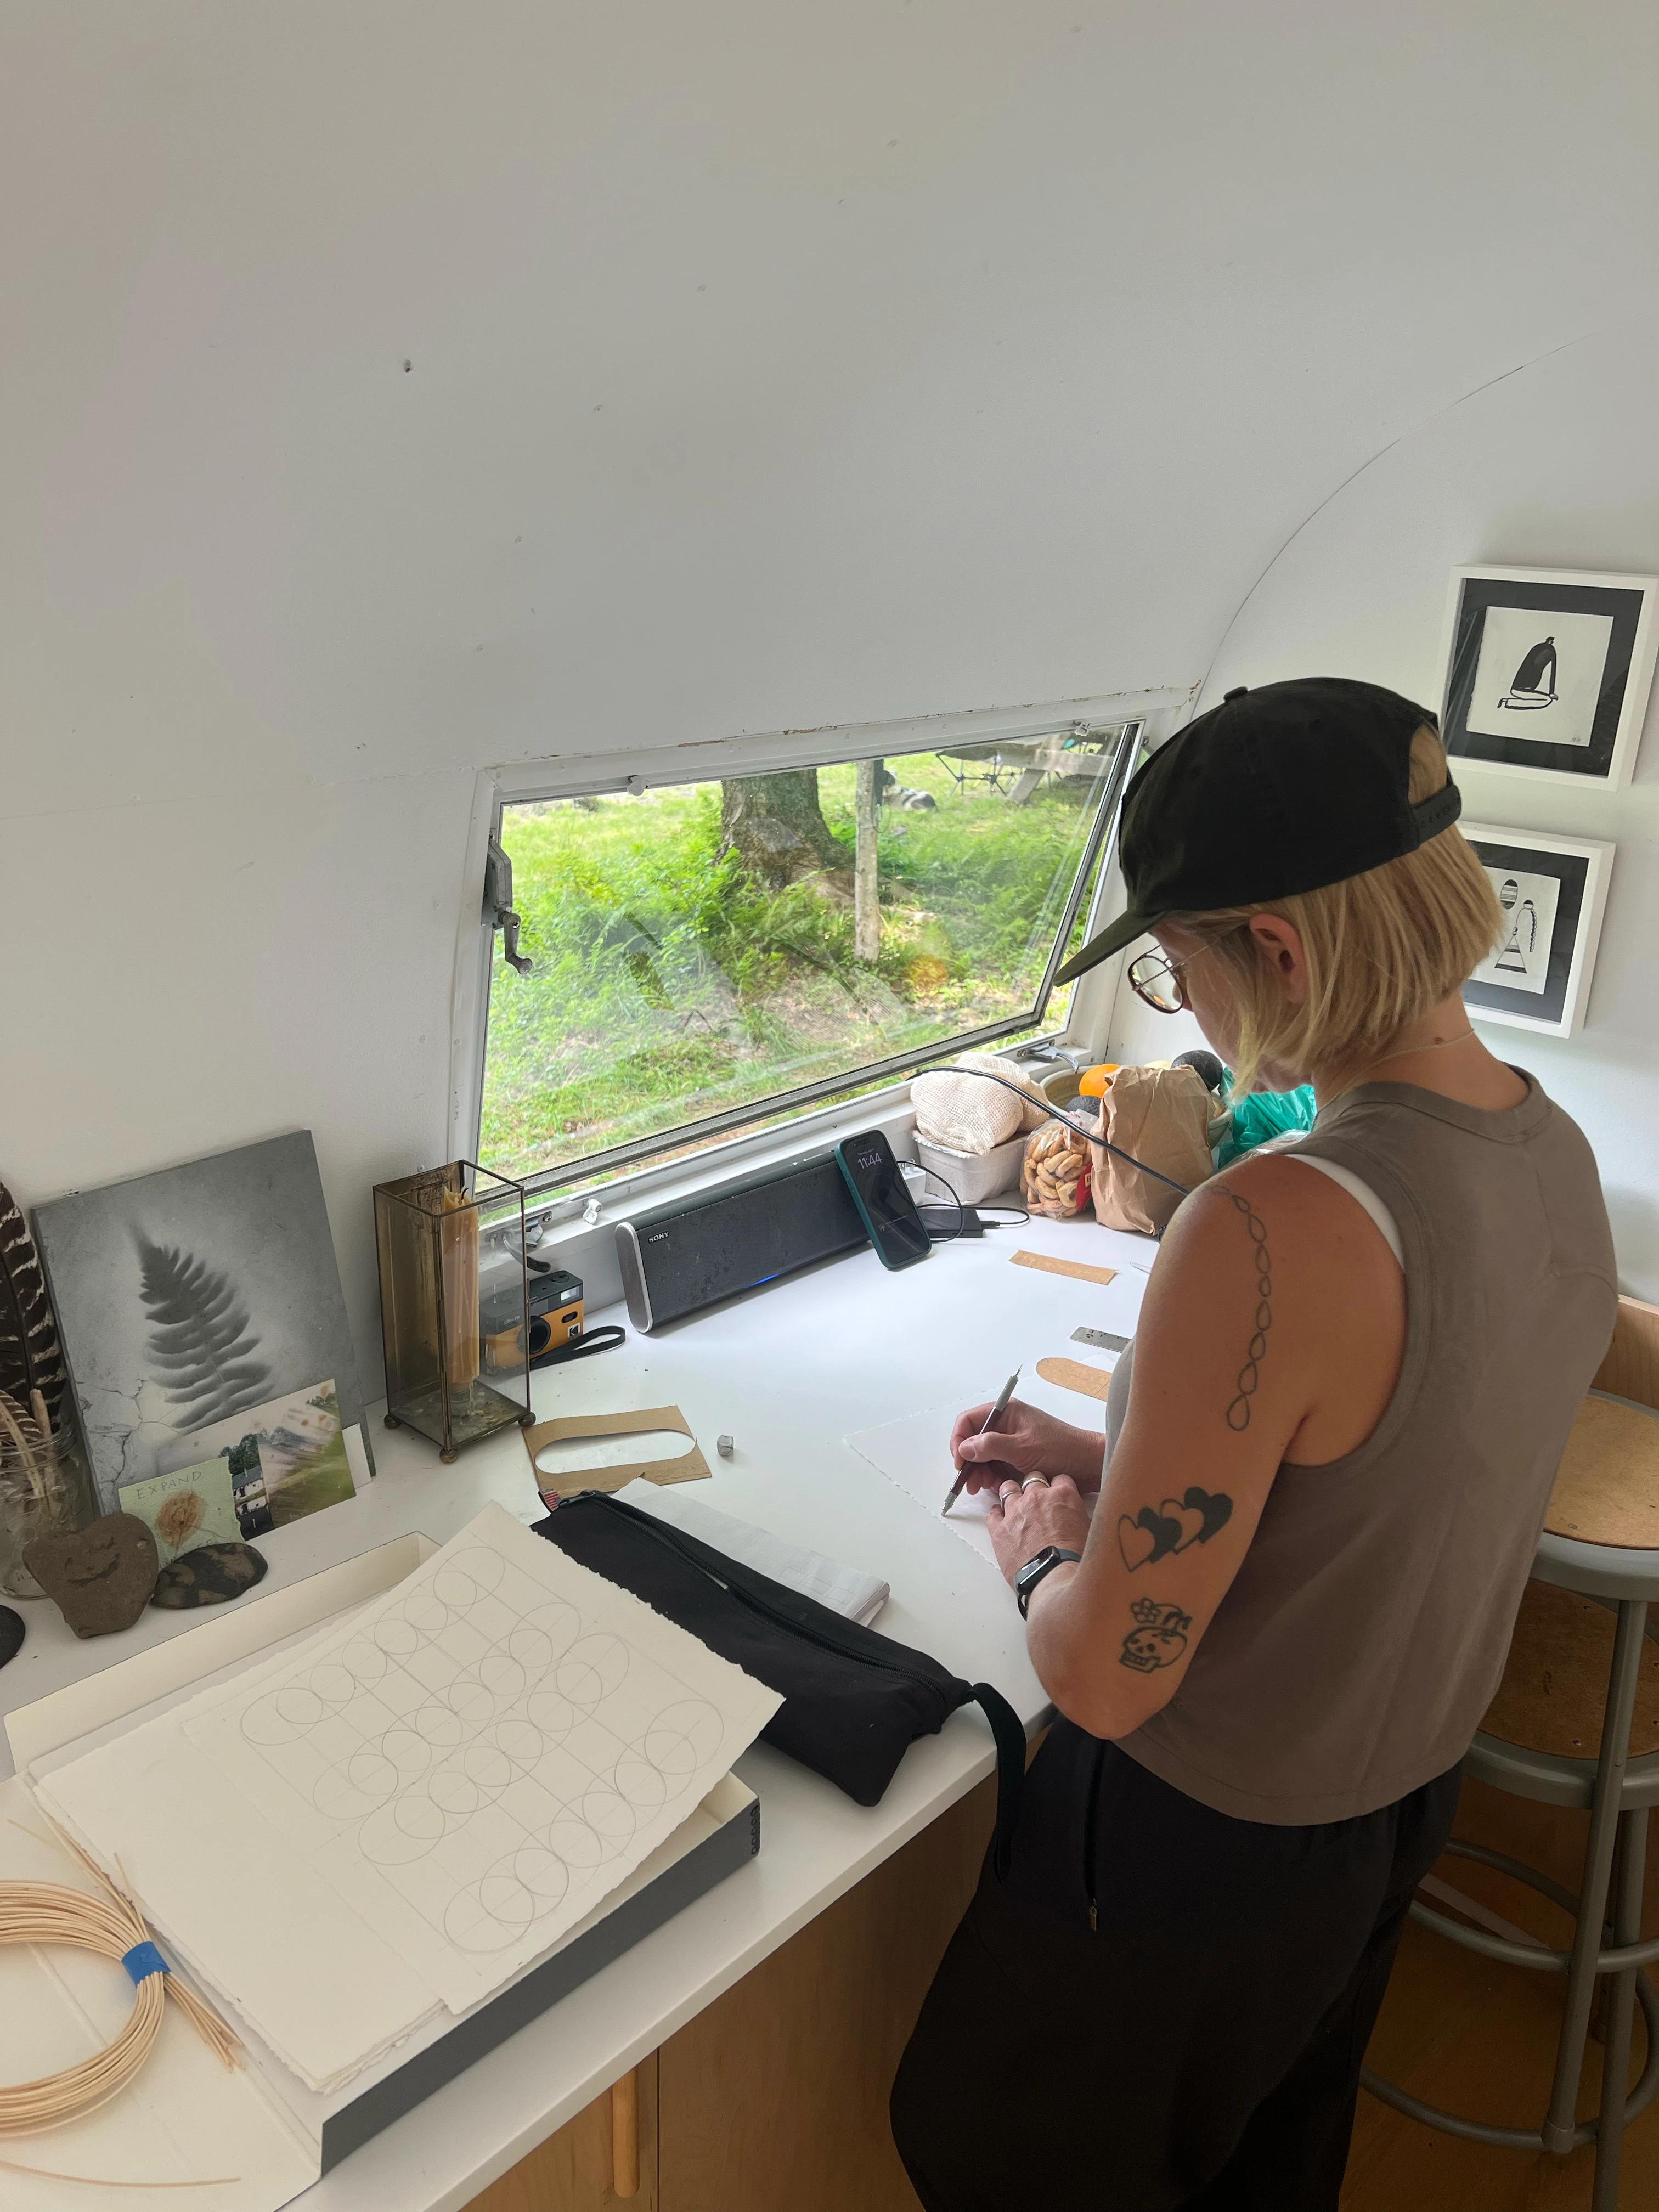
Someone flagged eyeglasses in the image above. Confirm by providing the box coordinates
[1126,928,1250,1014]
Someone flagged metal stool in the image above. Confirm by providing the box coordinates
[1362,1387,1659,2210]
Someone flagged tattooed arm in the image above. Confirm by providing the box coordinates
[991,1152,1405,1737]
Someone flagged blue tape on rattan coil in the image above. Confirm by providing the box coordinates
[121,1940,169,1985]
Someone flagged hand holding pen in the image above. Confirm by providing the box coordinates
[945,1388,1108,1504]
[943,1370,1021,1515]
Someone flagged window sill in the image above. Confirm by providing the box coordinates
[521,1089,922,1312]
[518,1037,1086,1313]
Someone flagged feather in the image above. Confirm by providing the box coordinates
[134,1233,273,1429]
[0,1180,68,1435]
[0,1388,52,1502]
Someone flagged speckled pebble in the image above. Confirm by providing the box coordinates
[0,1606,22,1670]
[150,1541,269,1609]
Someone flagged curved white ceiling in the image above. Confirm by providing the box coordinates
[4,1,1657,812]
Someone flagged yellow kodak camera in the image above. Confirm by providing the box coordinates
[480,1267,584,1372]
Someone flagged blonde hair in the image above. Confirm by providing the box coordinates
[1168,726,1503,1094]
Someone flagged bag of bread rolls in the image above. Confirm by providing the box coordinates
[1022,1118,1093,1220]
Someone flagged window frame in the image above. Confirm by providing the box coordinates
[449,690,1193,1214]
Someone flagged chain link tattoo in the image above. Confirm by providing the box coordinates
[1214,1186,1272,1430]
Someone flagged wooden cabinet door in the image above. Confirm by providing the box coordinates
[464,2055,659,2212]
[658,1775,996,2212]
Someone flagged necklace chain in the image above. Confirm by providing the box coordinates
[1363,1029,1477,1073]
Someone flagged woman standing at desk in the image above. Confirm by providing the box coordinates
[891,679,1617,2211]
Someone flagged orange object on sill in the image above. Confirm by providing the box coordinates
[1077,1064,1119,1098]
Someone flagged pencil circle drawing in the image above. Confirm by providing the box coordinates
[309,1661,357,1710]
[338,1637,390,1685]
[233,1543,730,1956]
[434,1544,507,1609]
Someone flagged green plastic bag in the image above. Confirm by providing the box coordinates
[1215,1083,1317,1167]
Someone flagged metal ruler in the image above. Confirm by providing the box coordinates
[1071,1326,1130,1353]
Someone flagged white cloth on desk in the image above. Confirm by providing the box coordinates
[616,1481,890,1626]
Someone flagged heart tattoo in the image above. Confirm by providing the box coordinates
[1116,1485,1232,1571]
[1119,1596,1193,1672]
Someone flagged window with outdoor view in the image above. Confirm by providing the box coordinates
[477,726,1138,1190]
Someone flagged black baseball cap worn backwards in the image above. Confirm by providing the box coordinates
[1055,676,1462,984]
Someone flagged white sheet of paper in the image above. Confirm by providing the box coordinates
[847,1353,1109,1570]
[37,1503,781,2091]
[848,1406,1003,1568]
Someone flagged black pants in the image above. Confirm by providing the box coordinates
[890,1724,1460,2211]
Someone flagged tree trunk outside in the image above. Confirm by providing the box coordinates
[854,759,882,963]
[718,770,849,889]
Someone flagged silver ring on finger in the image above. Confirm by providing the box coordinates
[1020,1475,1049,1492]
[997,1480,1021,1503]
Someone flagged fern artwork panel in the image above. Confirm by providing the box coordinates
[32,1132,368,1516]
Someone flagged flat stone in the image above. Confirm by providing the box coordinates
[150,1541,268,1610]
[0,1606,22,1669]
[24,1513,158,1639]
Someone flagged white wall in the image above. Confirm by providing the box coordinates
[4,3,1658,1376]
[1108,325,1659,1297]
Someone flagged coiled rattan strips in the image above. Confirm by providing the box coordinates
[1,1829,241,2190]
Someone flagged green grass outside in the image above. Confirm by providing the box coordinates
[479,748,1105,1184]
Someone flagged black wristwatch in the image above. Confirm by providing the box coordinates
[1015,1545,1082,1619]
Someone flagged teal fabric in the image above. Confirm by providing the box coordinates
[1215,1084,1318,1166]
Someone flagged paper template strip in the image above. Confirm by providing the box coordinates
[522,1403,712,1493]
[1011,1250,1118,1287]
[1035,1356,1116,1403]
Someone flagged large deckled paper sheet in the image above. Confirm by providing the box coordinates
[35,1638,445,2092]
[37,1504,780,2091]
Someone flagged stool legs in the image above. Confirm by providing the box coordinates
[1593,1806,1651,2212]
[1545,1598,1648,2158]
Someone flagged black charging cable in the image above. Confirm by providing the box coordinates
[917,1063,1193,1201]
[914,1163,1030,1242]
[913,1163,967,1242]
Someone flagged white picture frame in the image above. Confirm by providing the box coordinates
[1438,565,1658,790]
[1461,822,1615,1039]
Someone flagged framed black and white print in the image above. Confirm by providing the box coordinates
[1440,565,1658,788]
[1461,822,1615,1037]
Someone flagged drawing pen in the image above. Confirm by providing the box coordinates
[943,1369,1021,1516]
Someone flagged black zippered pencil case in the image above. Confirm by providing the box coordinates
[533,1493,1026,1875]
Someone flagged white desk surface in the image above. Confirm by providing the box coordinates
[0,1209,1154,2212]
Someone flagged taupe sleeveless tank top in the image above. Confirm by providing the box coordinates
[1106,1075,1616,1825]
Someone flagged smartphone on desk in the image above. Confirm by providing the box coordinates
[834,1129,932,1271]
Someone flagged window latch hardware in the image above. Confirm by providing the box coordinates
[484,834,533,974]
